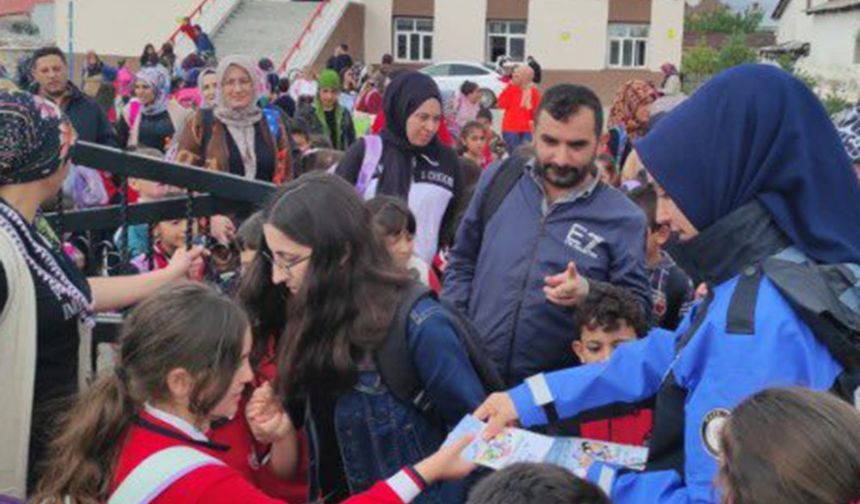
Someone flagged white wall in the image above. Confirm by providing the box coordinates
[808,10,860,68]
[433,0,486,62]
[648,0,684,70]
[54,0,200,56]
[31,3,55,44]
[792,10,860,101]
[359,0,393,64]
[775,0,828,43]
[526,0,608,70]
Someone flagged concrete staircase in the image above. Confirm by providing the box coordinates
[211,0,321,65]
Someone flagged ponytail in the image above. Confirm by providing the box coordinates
[32,282,249,503]
[31,371,136,504]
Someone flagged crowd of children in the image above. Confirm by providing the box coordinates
[1,38,859,504]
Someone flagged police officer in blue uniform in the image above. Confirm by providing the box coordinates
[473,64,860,503]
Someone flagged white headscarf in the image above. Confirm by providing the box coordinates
[213,55,264,178]
[213,55,263,128]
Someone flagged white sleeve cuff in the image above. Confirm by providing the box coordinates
[386,469,423,503]
[525,373,554,406]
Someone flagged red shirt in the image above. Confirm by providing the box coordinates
[497,84,541,133]
[579,409,653,447]
[356,89,384,115]
[209,345,309,503]
[112,406,420,504]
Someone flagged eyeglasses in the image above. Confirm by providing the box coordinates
[261,250,311,278]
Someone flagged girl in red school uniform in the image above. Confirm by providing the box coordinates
[32,283,474,504]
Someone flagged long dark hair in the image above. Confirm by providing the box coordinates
[237,205,290,367]
[366,195,416,238]
[262,173,410,398]
[719,387,860,504]
[32,283,248,504]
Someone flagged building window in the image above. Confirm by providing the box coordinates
[487,20,527,64]
[394,17,434,63]
[607,23,649,68]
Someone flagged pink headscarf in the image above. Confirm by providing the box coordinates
[115,67,134,97]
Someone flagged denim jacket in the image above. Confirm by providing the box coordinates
[305,297,486,503]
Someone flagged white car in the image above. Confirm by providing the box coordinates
[420,61,508,109]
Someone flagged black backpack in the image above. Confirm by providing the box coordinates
[375,283,505,415]
[761,252,860,405]
[478,155,529,231]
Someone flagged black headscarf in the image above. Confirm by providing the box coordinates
[381,71,442,157]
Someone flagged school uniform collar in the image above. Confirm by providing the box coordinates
[526,157,600,214]
[143,402,210,443]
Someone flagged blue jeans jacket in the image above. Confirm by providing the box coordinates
[306,298,486,503]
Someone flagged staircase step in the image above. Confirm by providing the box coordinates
[212,0,322,65]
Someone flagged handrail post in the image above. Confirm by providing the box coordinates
[277,0,330,74]
[167,0,216,47]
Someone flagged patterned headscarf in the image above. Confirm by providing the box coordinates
[0,90,76,185]
[135,65,171,116]
[609,80,659,140]
[837,102,860,162]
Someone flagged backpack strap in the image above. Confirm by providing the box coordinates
[108,446,224,504]
[263,107,282,142]
[478,155,527,229]
[356,135,383,197]
[376,283,435,413]
[200,109,215,156]
[725,265,764,335]
[375,283,505,416]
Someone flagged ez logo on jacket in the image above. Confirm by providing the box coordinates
[565,223,605,259]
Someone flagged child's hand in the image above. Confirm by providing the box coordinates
[167,245,208,280]
[246,382,294,444]
[413,434,476,484]
[210,215,236,245]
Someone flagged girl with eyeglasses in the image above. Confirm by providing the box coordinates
[240,172,486,503]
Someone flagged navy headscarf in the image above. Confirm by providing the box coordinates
[636,64,860,264]
[382,71,442,156]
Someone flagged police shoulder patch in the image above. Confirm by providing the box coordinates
[700,408,731,459]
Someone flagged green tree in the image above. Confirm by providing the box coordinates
[686,6,763,34]
[682,41,720,75]
[822,92,851,117]
[716,34,758,69]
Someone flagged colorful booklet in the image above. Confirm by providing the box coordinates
[445,415,649,477]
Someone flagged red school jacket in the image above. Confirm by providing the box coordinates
[208,346,309,503]
[112,407,426,504]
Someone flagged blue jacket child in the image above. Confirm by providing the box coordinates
[480,65,860,503]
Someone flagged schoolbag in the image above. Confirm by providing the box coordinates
[329,135,383,196]
[760,249,860,407]
[478,155,528,231]
[375,283,505,416]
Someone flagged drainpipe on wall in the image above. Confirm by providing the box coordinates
[67,0,74,80]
